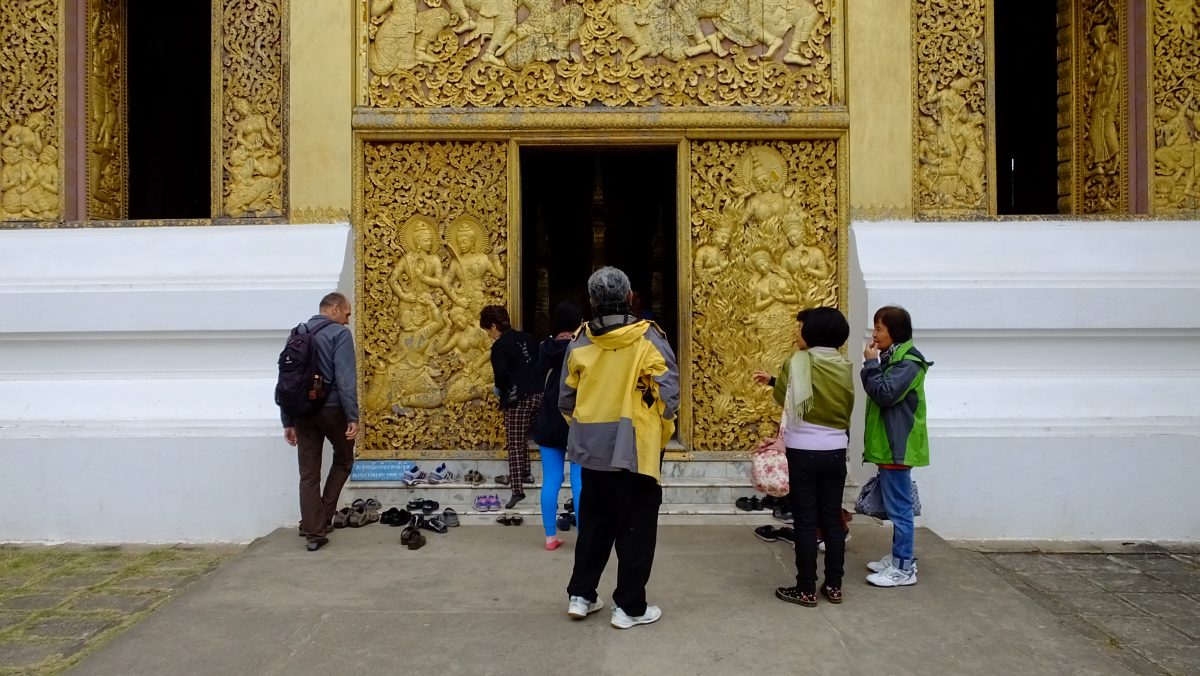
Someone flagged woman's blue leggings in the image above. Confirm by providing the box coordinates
[540,446,582,537]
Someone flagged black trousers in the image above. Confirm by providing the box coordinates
[787,447,847,593]
[567,468,662,616]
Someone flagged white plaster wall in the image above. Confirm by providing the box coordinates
[851,220,1200,541]
[0,224,351,543]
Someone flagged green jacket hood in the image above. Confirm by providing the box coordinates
[890,340,933,369]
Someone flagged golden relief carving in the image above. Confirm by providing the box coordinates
[912,0,988,216]
[1075,0,1126,213]
[1,0,60,222]
[1056,0,1074,213]
[1151,0,1200,213]
[363,0,839,107]
[360,141,508,455]
[689,140,838,452]
[219,0,285,218]
[86,0,127,220]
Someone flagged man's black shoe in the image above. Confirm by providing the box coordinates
[306,536,329,552]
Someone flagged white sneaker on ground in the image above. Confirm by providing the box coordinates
[567,596,604,619]
[866,563,917,587]
[610,605,662,629]
[818,534,851,552]
[866,553,917,573]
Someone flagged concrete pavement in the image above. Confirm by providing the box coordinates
[67,521,1148,675]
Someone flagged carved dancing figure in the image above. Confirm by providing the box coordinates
[390,214,454,315]
[1087,24,1120,175]
[1,110,47,162]
[437,306,494,403]
[917,116,955,205]
[30,144,58,219]
[367,298,448,412]
[693,216,733,281]
[672,0,757,58]
[447,0,500,43]
[732,146,789,229]
[756,0,820,65]
[226,145,282,216]
[446,214,505,313]
[1154,96,1195,190]
[369,0,451,73]
[612,0,680,61]
[748,247,800,369]
[951,108,986,205]
[491,0,583,67]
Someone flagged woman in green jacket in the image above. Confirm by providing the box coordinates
[861,306,932,588]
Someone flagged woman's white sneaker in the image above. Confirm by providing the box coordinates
[610,605,662,629]
[866,563,917,587]
[567,596,604,619]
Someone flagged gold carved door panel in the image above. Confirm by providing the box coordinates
[360,141,509,457]
[688,139,840,452]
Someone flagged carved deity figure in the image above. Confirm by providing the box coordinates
[754,0,821,65]
[490,0,583,68]
[748,247,800,370]
[438,306,494,403]
[673,0,756,58]
[781,214,831,286]
[447,0,500,43]
[693,216,733,282]
[369,0,450,73]
[1,146,37,219]
[390,215,453,317]
[446,215,505,314]
[366,298,448,413]
[921,77,983,207]
[952,108,986,205]
[917,116,955,205]
[1087,24,1121,175]
[90,9,120,201]
[30,144,58,219]
[732,146,789,229]
[226,98,282,216]
[2,110,47,162]
[1154,97,1200,206]
[612,0,681,61]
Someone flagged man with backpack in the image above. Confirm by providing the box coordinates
[278,292,359,552]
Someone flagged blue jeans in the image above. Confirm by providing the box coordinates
[539,446,582,537]
[878,467,915,571]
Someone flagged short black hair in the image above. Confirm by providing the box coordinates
[873,305,913,343]
[479,305,511,332]
[551,301,583,334]
[797,307,849,349]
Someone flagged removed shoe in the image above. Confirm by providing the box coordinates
[564,498,575,513]
[496,512,524,526]
[494,474,510,486]
[754,525,780,543]
[420,499,440,514]
[567,596,604,619]
[380,507,411,526]
[331,508,351,529]
[305,537,329,552]
[441,508,460,527]
[472,495,490,512]
[464,469,485,486]
[428,463,457,484]
[772,506,794,524]
[866,563,917,587]
[775,527,795,545]
[419,516,448,534]
[611,605,662,629]
[556,513,572,532]
[401,466,428,485]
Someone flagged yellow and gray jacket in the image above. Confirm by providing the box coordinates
[558,315,680,483]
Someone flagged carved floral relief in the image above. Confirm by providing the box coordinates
[87,0,126,220]
[1152,0,1200,213]
[361,141,508,455]
[689,140,838,452]
[1,0,60,222]
[912,0,987,216]
[363,0,839,107]
[220,0,285,218]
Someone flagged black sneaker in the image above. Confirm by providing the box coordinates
[754,525,778,542]
[775,527,796,545]
[772,506,794,524]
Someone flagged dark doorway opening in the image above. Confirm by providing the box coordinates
[520,147,678,349]
[994,0,1059,214]
[127,1,210,219]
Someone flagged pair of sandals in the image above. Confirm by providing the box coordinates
[735,496,767,512]
[496,512,524,526]
[406,498,440,514]
[332,498,382,528]
[464,469,486,486]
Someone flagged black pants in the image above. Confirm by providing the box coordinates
[567,468,662,616]
[294,407,355,542]
[787,447,847,593]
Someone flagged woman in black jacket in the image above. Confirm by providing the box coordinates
[533,302,584,550]
[480,305,542,508]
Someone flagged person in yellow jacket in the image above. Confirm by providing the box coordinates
[561,266,680,630]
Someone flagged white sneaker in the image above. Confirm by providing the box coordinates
[567,596,604,619]
[610,605,662,629]
[866,563,917,587]
[866,553,917,573]
[818,533,851,552]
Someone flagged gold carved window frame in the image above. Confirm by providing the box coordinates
[352,111,850,459]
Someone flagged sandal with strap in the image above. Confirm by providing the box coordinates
[775,586,818,607]
[496,513,514,526]
[331,507,352,529]
[441,508,460,527]
[509,513,524,526]
[420,517,448,534]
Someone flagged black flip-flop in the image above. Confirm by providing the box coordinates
[421,499,439,514]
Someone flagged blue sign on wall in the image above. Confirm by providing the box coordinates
[349,460,415,482]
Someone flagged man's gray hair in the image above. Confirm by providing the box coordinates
[588,266,631,307]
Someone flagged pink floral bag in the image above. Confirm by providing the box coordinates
[750,390,790,498]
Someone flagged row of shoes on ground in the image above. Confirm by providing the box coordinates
[401,463,457,486]
[380,506,460,528]
[735,494,787,512]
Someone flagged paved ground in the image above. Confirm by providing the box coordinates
[0,545,237,675]
[64,522,1188,676]
[961,542,1200,676]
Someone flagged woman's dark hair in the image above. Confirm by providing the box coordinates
[479,305,511,332]
[551,301,583,334]
[873,305,913,343]
[796,307,849,348]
